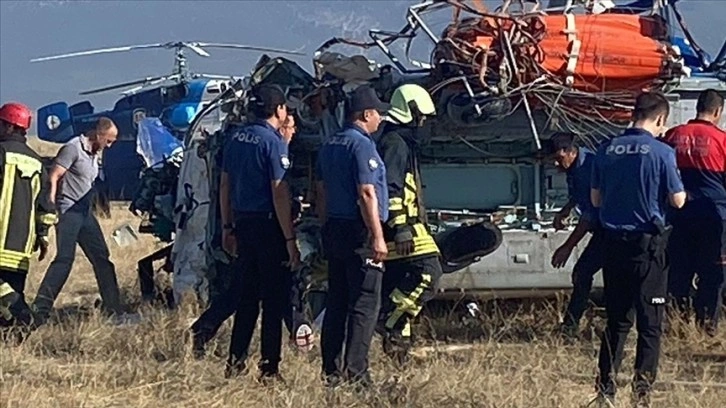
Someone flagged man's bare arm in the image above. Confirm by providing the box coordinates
[271,179,295,240]
[358,184,383,240]
[219,171,233,228]
[48,164,68,206]
[563,218,591,249]
[560,198,576,215]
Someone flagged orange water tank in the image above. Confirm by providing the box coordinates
[537,14,670,93]
[469,13,673,94]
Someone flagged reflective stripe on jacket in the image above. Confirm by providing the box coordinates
[377,126,439,262]
[0,135,56,273]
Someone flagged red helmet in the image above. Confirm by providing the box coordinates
[0,102,32,130]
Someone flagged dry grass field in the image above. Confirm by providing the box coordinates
[1,138,724,408]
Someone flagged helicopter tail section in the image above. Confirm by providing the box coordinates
[36,102,76,143]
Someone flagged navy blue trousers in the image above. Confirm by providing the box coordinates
[563,230,605,328]
[668,217,726,332]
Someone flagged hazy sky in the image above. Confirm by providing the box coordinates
[1,0,724,112]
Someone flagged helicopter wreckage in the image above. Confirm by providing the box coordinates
[29,40,306,202]
[128,0,726,324]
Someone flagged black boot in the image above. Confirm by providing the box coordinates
[224,358,247,379]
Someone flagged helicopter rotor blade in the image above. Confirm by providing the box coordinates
[183,43,211,57]
[121,74,182,95]
[193,42,306,56]
[30,43,167,62]
[79,75,171,96]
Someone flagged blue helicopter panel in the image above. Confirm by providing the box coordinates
[35,78,216,200]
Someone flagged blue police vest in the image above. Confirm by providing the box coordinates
[222,120,290,213]
[592,128,684,233]
[316,124,389,222]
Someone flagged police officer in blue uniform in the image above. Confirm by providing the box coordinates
[589,92,686,408]
[315,84,390,388]
[546,132,603,336]
[190,113,298,360]
[219,84,301,382]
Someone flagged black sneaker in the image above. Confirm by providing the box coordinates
[631,381,652,408]
[224,360,247,379]
[348,372,373,394]
[558,322,579,338]
[258,371,286,386]
[192,333,207,360]
[323,372,344,389]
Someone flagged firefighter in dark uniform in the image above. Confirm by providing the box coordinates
[315,84,390,388]
[589,92,686,408]
[0,102,56,335]
[663,89,725,336]
[373,84,442,363]
[546,132,603,337]
[218,84,300,382]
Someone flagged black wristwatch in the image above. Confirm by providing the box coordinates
[223,223,235,230]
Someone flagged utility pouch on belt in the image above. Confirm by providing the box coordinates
[647,223,672,255]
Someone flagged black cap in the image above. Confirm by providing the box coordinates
[348,84,391,113]
[250,84,299,110]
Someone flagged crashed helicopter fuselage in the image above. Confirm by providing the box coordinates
[152,0,726,310]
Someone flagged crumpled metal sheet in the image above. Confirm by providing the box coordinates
[171,137,211,305]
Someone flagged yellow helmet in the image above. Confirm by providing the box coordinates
[387,83,436,124]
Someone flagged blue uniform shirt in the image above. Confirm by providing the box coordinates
[592,128,684,233]
[222,120,290,213]
[567,147,599,224]
[316,124,389,222]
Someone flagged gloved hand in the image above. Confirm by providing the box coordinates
[394,227,414,256]
[34,236,49,261]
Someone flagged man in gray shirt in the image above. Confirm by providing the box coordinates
[32,117,124,323]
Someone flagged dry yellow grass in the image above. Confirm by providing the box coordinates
[1,145,725,407]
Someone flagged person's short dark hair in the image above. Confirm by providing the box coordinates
[345,109,364,123]
[632,91,670,122]
[696,89,724,115]
[249,84,296,119]
[547,132,577,153]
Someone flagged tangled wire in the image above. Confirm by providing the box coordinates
[429,4,678,147]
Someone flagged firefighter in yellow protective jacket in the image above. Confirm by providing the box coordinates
[0,102,56,330]
[375,84,442,363]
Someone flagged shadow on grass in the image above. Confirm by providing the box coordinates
[415,295,608,345]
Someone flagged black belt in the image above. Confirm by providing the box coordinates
[603,229,654,241]
[234,211,275,220]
